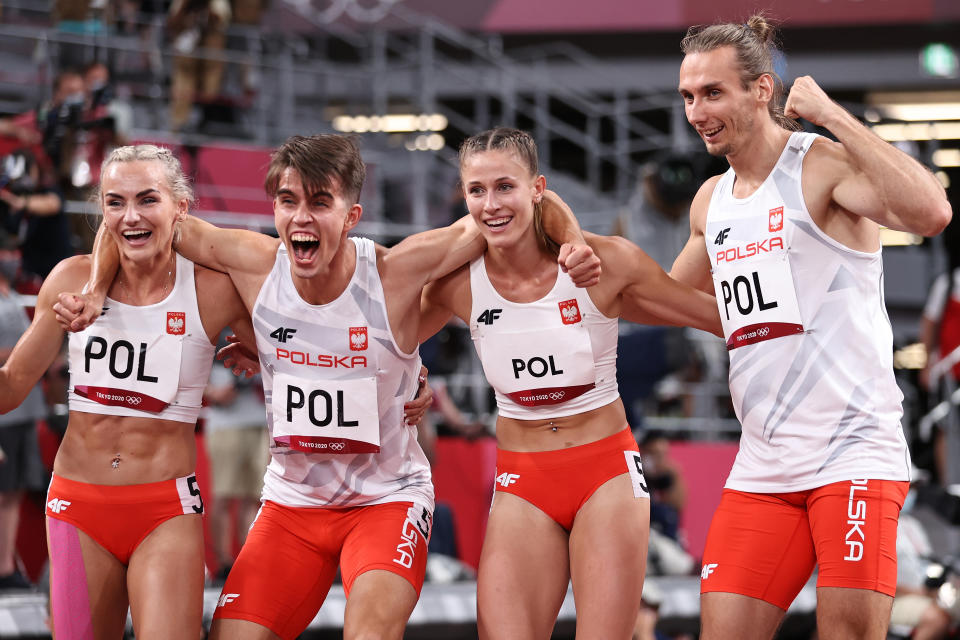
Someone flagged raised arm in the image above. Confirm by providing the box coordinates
[785,76,951,236]
[1,256,87,412]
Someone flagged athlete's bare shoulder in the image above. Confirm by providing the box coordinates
[805,136,850,169]
[689,174,724,233]
[43,255,94,294]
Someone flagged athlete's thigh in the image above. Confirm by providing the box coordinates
[816,586,893,640]
[209,618,283,640]
[700,592,786,640]
[477,492,571,640]
[568,473,649,640]
[212,502,340,640]
[46,516,129,640]
[127,514,205,640]
[344,570,419,640]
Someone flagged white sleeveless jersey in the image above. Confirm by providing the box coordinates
[705,131,909,492]
[252,238,433,510]
[469,255,620,419]
[68,254,214,424]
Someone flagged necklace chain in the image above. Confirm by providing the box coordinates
[118,254,174,304]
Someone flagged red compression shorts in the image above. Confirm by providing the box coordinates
[45,473,204,564]
[494,427,649,531]
[700,478,908,609]
[213,500,432,640]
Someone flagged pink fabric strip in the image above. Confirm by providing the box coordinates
[48,517,95,640]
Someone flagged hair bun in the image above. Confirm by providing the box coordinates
[746,15,774,44]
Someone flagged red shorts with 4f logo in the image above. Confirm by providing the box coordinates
[45,472,204,564]
[700,479,908,609]
[213,500,431,640]
[493,427,649,531]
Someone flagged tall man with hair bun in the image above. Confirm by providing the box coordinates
[671,15,952,640]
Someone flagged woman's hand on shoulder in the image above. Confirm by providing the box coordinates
[558,238,601,288]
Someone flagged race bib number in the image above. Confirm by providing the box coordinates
[70,330,183,412]
[479,325,596,407]
[624,451,650,499]
[272,373,380,454]
[713,252,805,350]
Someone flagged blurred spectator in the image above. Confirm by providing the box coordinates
[54,0,109,34]
[0,268,49,591]
[79,61,132,188]
[202,339,269,583]
[230,0,268,95]
[0,148,70,285]
[167,0,232,132]
[613,152,712,271]
[53,0,111,67]
[641,431,695,577]
[640,430,686,541]
[37,69,87,193]
[0,120,40,149]
[919,220,960,484]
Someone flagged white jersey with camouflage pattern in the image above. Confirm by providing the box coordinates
[704,131,910,492]
[252,238,434,510]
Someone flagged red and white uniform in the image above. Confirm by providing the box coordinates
[67,254,214,424]
[704,131,910,492]
[252,238,433,511]
[468,255,620,419]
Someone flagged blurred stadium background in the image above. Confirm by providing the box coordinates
[0,1,959,638]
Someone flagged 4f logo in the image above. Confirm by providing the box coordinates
[558,299,581,325]
[349,327,368,351]
[166,312,185,335]
[476,309,502,325]
[496,472,520,487]
[701,563,718,579]
[47,498,71,514]
[714,227,731,245]
[270,327,297,343]
[217,593,239,608]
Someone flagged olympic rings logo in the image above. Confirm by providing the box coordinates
[126,396,142,406]
[757,327,770,337]
[548,392,565,401]
[329,442,346,451]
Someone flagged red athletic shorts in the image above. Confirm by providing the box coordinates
[494,427,649,531]
[45,473,204,565]
[700,479,908,609]
[213,499,432,639]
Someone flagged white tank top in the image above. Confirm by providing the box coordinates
[253,238,433,510]
[469,255,620,420]
[705,131,910,492]
[68,254,214,424]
